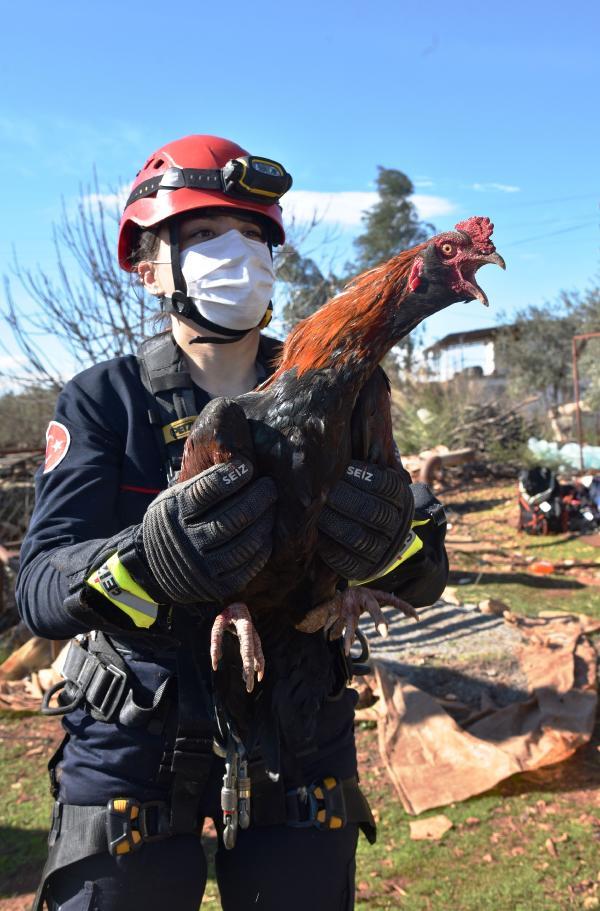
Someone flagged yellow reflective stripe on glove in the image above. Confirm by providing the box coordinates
[350,518,429,587]
[86,552,159,629]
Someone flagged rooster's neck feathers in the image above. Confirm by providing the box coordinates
[265,243,428,389]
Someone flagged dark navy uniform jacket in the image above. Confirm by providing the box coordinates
[17,345,358,807]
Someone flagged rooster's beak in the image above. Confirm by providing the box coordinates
[481,251,506,271]
[470,250,506,307]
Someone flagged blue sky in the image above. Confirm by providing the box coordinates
[1,0,598,371]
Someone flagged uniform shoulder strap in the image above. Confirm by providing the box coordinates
[137,332,208,485]
[137,331,281,484]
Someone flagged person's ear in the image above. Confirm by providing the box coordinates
[137,261,163,296]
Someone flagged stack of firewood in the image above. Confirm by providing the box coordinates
[0,450,42,541]
[0,450,43,630]
[447,402,533,478]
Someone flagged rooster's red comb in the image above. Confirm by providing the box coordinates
[455,216,495,253]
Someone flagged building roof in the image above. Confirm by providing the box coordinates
[423,325,511,357]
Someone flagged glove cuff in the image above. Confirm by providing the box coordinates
[117,526,169,604]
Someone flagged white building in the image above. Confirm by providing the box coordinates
[422,327,508,382]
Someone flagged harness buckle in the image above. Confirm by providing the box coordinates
[286,776,346,831]
[328,630,371,701]
[107,798,171,856]
[87,663,127,723]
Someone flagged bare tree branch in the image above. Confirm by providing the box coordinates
[1,172,153,389]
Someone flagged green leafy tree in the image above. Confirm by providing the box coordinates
[495,281,600,414]
[495,300,580,412]
[569,283,600,412]
[351,168,434,374]
[278,167,435,372]
[274,245,341,330]
[351,167,434,274]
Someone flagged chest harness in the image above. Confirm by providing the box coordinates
[35,332,375,909]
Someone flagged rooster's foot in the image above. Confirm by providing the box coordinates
[211,602,265,693]
[296,587,417,654]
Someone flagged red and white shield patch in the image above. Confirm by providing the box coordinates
[43,421,71,474]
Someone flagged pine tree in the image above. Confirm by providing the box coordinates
[351,167,433,274]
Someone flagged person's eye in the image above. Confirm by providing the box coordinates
[183,228,215,243]
[244,229,265,241]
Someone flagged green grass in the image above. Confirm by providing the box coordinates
[0,715,57,898]
[355,722,600,910]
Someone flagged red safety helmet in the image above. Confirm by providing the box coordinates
[118,135,288,271]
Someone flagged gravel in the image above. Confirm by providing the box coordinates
[359,600,531,715]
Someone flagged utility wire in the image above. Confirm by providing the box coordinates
[480,191,600,212]
[499,211,598,232]
[502,218,599,248]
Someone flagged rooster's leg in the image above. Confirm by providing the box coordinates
[210,602,265,693]
[297,588,417,654]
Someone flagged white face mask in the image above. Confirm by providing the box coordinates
[179,229,275,332]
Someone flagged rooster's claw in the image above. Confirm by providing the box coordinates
[211,602,265,693]
[296,587,417,654]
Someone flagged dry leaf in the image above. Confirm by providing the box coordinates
[24,746,44,757]
[409,814,453,841]
[482,853,493,863]
[389,880,408,897]
[545,838,558,858]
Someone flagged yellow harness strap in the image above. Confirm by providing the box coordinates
[87,553,159,629]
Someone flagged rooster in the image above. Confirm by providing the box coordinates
[179,216,505,757]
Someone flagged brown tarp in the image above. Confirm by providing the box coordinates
[369,613,599,815]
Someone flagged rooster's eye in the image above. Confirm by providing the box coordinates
[441,243,454,256]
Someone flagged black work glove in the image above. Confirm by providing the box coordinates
[374,483,449,607]
[122,459,277,604]
[317,460,414,581]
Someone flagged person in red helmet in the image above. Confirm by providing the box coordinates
[18,135,448,910]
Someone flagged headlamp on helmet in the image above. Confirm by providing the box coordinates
[125,155,292,211]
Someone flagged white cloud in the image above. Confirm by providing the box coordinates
[471,182,521,194]
[282,190,455,227]
[83,185,129,211]
[412,194,456,219]
[0,354,27,371]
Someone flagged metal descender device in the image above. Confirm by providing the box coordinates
[220,733,251,850]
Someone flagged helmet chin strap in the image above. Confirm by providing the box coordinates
[163,220,271,346]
